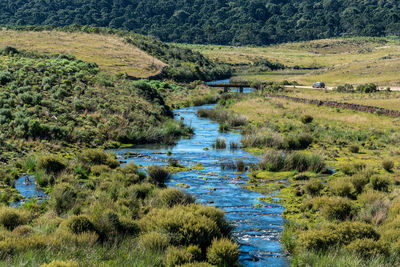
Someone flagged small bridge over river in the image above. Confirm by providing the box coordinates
[207,83,258,93]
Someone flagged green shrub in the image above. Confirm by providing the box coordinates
[351,174,370,195]
[66,215,95,234]
[0,206,30,230]
[370,176,391,192]
[315,196,354,220]
[304,178,324,196]
[131,183,154,199]
[147,165,170,186]
[299,221,379,251]
[37,156,66,174]
[349,145,360,153]
[12,225,34,236]
[90,165,111,176]
[153,188,194,207]
[40,260,79,267]
[328,178,354,198]
[382,160,394,172]
[186,245,202,262]
[356,83,377,93]
[51,183,77,215]
[138,231,170,252]
[207,238,239,266]
[301,115,313,124]
[79,149,119,169]
[0,46,19,56]
[165,246,193,267]
[346,238,388,258]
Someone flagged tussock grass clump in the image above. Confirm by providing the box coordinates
[382,159,394,172]
[79,149,120,169]
[313,196,355,221]
[37,155,66,174]
[328,177,354,198]
[0,206,30,230]
[66,215,96,234]
[138,231,171,252]
[147,165,170,186]
[207,238,239,266]
[197,109,248,127]
[304,178,324,196]
[346,238,388,258]
[298,221,378,252]
[214,138,227,149]
[152,188,195,208]
[165,246,193,267]
[301,115,314,124]
[370,176,391,192]
[349,145,360,153]
[259,151,325,173]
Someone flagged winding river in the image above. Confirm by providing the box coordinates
[15,80,288,266]
[114,102,288,266]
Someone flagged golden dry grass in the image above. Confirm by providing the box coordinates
[0,29,166,77]
[179,38,400,86]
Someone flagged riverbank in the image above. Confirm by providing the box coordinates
[216,92,400,266]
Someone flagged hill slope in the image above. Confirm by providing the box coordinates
[0,29,165,78]
[1,0,399,45]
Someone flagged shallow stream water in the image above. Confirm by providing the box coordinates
[14,80,288,266]
[114,102,288,266]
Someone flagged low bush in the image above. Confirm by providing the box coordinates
[207,238,239,266]
[351,174,370,195]
[131,183,154,199]
[301,115,313,124]
[152,188,195,207]
[370,176,391,192]
[336,84,354,92]
[66,215,96,234]
[314,196,355,220]
[304,178,324,196]
[356,83,378,93]
[349,145,360,153]
[0,206,30,230]
[79,149,120,169]
[138,231,171,252]
[382,159,394,172]
[51,183,77,215]
[37,156,66,174]
[299,221,379,251]
[147,165,170,186]
[346,238,388,258]
[165,246,193,267]
[328,178,354,198]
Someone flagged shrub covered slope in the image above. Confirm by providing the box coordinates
[0,47,198,161]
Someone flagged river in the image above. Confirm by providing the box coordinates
[113,102,288,266]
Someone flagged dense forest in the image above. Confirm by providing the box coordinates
[0,0,399,45]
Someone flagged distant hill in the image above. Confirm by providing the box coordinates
[0,26,231,82]
[1,0,399,45]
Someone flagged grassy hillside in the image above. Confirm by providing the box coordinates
[0,46,219,162]
[5,25,232,82]
[0,29,165,78]
[0,0,399,45]
[183,37,400,86]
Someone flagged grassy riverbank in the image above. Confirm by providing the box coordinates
[0,150,239,266]
[207,91,400,266]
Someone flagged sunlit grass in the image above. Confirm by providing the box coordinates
[0,29,166,77]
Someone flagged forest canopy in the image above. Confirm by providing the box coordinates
[1,0,399,45]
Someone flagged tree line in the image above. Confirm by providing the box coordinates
[1,0,399,45]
